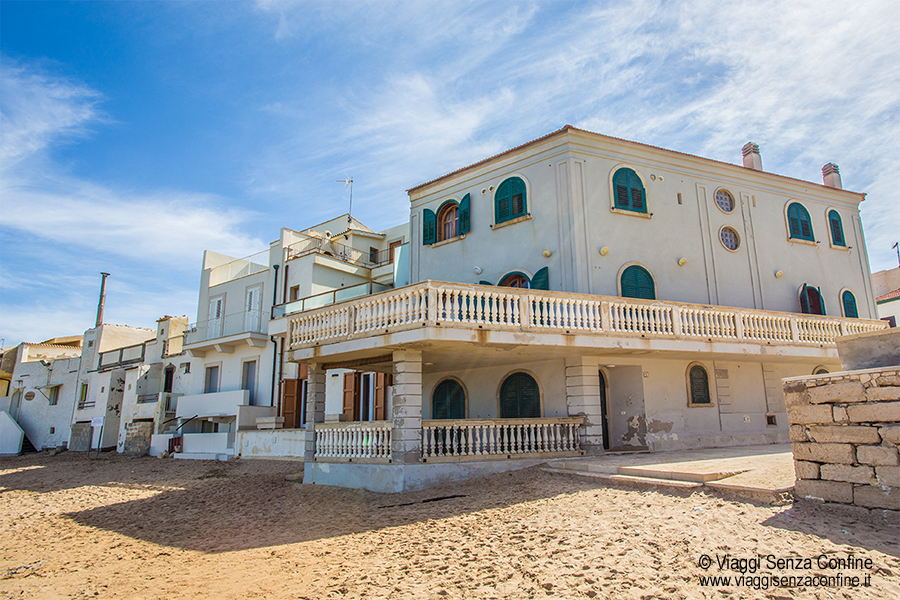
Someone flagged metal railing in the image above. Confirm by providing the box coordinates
[286,235,393,270]
[272,281,393,318]
[422,417,584,460]
[184,310,270,345]
[287,281,887,349]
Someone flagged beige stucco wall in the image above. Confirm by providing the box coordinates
[410,130,875,319]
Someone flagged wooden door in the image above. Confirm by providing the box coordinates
[373,373,392,420]
[343,372,360,421]
[282,379,299,428]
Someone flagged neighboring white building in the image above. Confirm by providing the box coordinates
[1,341,82,451]
[873,266,900,327]
[276,126,887,492]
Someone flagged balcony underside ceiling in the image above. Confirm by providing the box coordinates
[287,325,839,373]
[184,332,269,358]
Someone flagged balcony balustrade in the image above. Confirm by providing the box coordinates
[422,417,584,462]
[314,421,392,461]
[287,281,886,350]
[97,341,149,370]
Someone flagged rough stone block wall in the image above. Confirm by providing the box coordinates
[784,367,899,511]
[69,422,92,452]
[123,421,153,456]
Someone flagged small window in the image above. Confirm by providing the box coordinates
[369,247,379,263]
[289,285,300,301]
[814,367,829,375]
[50,427,55,434]
[612,168,647,213]
[766,414,777,427]
[500,273,530,288]
[841,290,858,318]
[828,210,846,247]
[437,202,459,241]
[688,364,711,406]
[205,366,219,394]
[48,387,59,406]
[495,177,527,224]
[183,362,191,374]
[799,284,825,315]
[432,379,465,419]
[500,372,540,418]
[242,361,257,404]
[715,189,735,213]
[620,265,655,300]
[787,202,814,241]
[720,226,741,251]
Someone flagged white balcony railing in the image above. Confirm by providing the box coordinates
[314,421,392,461]
[98,341,149,369]
[288,281,886,349]
[422,417,584,461]
[185,310,269,345]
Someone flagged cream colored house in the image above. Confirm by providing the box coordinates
[872,266,900,327]
[277,126,886,492]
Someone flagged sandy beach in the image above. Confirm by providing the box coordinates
[1,452,898,599]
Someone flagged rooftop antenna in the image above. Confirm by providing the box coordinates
[336,174,353,222]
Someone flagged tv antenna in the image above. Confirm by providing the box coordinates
[337,174,353,222]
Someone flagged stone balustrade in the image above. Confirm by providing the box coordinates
[421,417,584,462]
[784,367,899,510]
[314,420,392,462]
[288,281,885,349]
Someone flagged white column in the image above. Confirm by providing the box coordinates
[303,363,326,462]
[565,356,604,455]
[391,349,423,464]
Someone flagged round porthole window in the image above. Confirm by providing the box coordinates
[720,226,741,251]
[715,189,735,213]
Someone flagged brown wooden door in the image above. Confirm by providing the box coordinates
[373,373,392,420]
[282,379,299,429]
[343,372,360,421]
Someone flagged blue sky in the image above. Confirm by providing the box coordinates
[1,0,898,345]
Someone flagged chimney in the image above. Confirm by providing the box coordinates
[822,162,842,189]
[96,272,110,327]
[742,142,762,170]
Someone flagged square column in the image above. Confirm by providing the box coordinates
[303,363,326,462]
[391,350,423,464]
[565,356,604,455]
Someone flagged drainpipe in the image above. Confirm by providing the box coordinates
[270,336,279,408]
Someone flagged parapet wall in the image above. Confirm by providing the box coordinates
[784,367,899,510]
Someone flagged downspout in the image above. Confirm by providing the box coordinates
[270,264,279,408]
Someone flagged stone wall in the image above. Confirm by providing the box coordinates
[784,367,899,511]
[69,422,93,452]
[122,420,153,456]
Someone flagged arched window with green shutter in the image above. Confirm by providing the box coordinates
[688,364,711,406]
[422,208,436,245]
[787,202,814,241]
[459,193,471,234]
[495,177,527,224]
[612,168,647,213]
[620,265,655,299]
[432,379,465,419]
[841,290,858,318]
[828,210,845,246]
[500,372,540,418]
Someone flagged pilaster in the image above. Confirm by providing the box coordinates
[303,363,326,462]
[392,350,423,464]
[565,356,604,454]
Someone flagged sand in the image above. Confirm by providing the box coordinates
[1,452,898,599]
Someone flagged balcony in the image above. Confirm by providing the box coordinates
[208,250,269,287]
[97,341,150,371]
[286,281,887,361]
[183,310,270,357]
[176,389,248,419]
[286,235,393,270]
[272,281,393,318]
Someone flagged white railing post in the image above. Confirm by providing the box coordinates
[789,317,800,343]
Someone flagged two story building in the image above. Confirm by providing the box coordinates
[279,126,886,492]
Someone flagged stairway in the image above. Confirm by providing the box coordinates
[20,435,38,454]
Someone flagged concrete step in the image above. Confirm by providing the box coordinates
[617,465,747,483]
[542,467,704,490]
[174,452,233,461]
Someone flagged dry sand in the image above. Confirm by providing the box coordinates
[1,452,898,599]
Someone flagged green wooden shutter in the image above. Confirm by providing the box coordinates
[423,208,436,245]
[829,211,845,246]
[842,291,858,318]
[788,204,813,241]
[621,266,655,300]
[458,194,470,234]
[689,366,711,404]
[500,373,540,418]
[511,178,526,217]
[433,380,465,419]
[799,284,810,313]
[531,266,549,290]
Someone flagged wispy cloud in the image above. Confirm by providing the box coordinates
[0,59,265,344]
